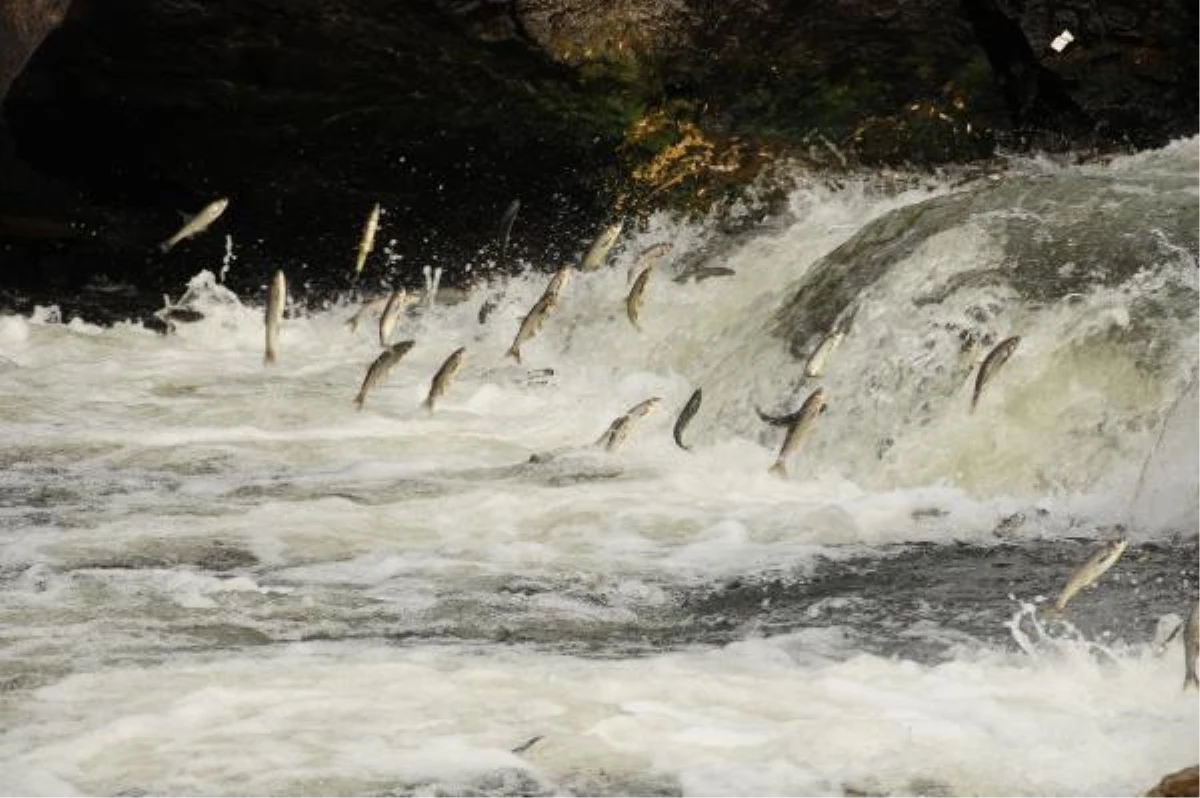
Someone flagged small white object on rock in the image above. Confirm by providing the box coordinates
[1050,29,1075,52]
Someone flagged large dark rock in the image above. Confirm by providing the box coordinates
[0,0,1194,321]
[0,0,69,101]
[1146,765,1199,798]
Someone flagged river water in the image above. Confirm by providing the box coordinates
[0,140,1197,796]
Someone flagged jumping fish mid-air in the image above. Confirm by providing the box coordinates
[1046,538,1128,615]
[626,267,653,331]
[159,197,228,253]
[628,242,672,284]
[354,203,381,281]
[506,266,571,364]
[264,269,286,365]
[354,341,415,410]
[672,388,703,451]
[378,289,413,347]
[579,220,624,271]
[972,335,1020,412]
[422,347,467,413]
[766,387,827,477]
[596,397,662,453]
[805,330,845,379]
[498,199,520,258]
[345,294,390,333]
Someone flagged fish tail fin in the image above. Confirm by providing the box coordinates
[421,396,435,413]
[1038,605,1063,620]
[264,350,276,366]
[353,394,365,411]
[506,345,522,364]
[970,392,980,413]
[157,239,174,254]
[768,461,787,478]
[1186,671,1199,691]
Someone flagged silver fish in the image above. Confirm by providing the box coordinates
[498,199,520,258]
[673,388,702,451]
[628,242,672,284]
[805,331,845,379]
[673,265,736,284]
[354,340,415,410]
[1050,539,1128,614]
[579,220,624,271]
[378,289,412,347]
[1153,615,1186,657]
[768,387,826,477]
[597,397,662,452]
[506,268,570,364]
[422,346,467,412]
[1185,602,1198,690]
[264,270,286,365]
[972,335,1020,412]
[544,265,572,299]
[626,267,652,331]
[159,197,228,253]
[354,203,381,280]
[345,294,390,333]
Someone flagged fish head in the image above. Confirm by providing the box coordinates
[209,198,230,215]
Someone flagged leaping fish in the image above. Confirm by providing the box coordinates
[345,294,390,333]
[626,266,653,331]
[596,397,662,452]
[805,331,845,379]
[498,199,520,258]
[159,197,228,253]
[379,289,413,347]
[628,242,672,284]
[506,267,570,364]
[972,335,1020,412]
[1046,539,1128,615]
[422,346,467,413]
[579,220,624,271]
[264,270,286,365]
[673,388,702,451]
[354,203,381,281]
[354,341,415,410]
[767,387,826,477]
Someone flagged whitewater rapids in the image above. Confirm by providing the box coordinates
[0,140,1196,796]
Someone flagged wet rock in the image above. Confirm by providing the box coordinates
[1146,765,1199,798]
[0,0,1193,316]
[0,0,69,104]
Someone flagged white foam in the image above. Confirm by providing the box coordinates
[0,139,1196,795]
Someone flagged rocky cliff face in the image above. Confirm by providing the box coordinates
[0,0,69,101]
[0,0,1194,320]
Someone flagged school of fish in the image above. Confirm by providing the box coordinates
[157,200,1196,692]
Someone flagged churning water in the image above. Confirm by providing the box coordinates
[0,140,1197,796]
